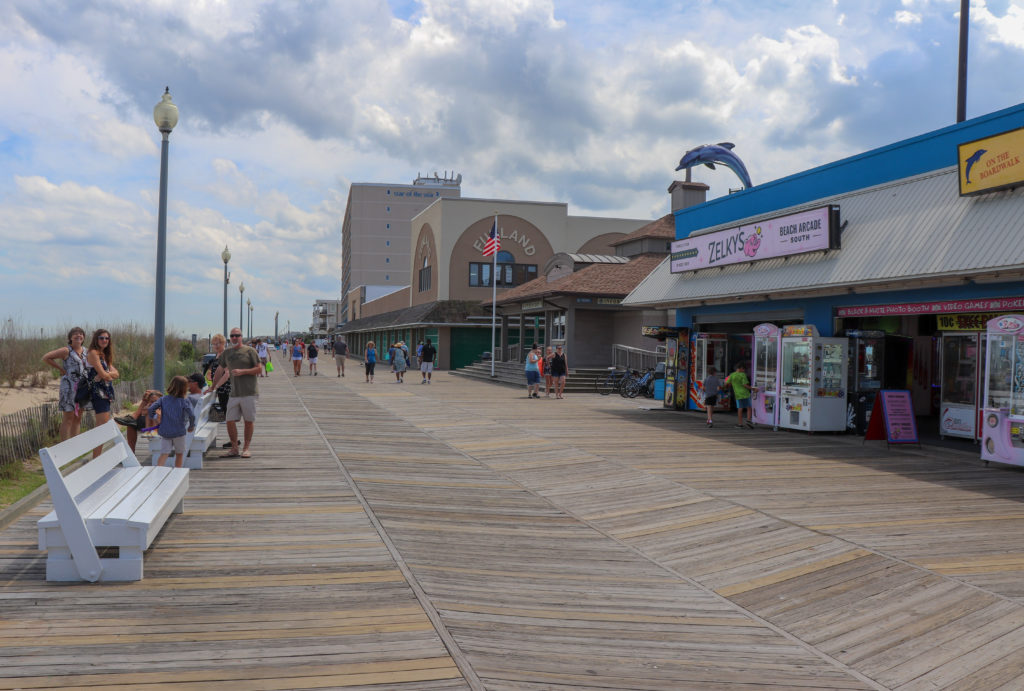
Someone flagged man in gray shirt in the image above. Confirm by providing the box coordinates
[334,336,348,377]
[210,328,261,458]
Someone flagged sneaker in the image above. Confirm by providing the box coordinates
[338,374,341,377]
[745,420,755,428]
[734,424,745,428]
[532,393,540,398]
[706,420,713,428]
[114,414,139,428]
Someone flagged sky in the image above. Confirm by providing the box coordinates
[1,0,1023,339]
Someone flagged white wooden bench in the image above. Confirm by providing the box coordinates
[145,389,218,469]
[37,420,189,582]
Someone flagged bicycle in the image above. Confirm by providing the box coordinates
[620,367,656,398]
[594,367,628,395]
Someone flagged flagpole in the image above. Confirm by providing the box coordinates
[490,212,498,377]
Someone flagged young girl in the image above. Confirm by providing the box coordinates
[148,376,196,468]
[42,326,89,441]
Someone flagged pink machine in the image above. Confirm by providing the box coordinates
[981,315,1024,467]
[752,323,781,429]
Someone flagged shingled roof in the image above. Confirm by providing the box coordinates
[338,300,489,333]
[492,253,667,306]
[609,214,674,246]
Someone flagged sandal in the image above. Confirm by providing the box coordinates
[240,451,252,458]
[221,450,241,458]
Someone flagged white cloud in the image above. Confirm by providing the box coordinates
[975,1,1024,50]
[893,10,923,24]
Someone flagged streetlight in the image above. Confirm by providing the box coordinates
[152,87,178,390]
[274,311,279,341]
[221,245,231,337]
[239,281,245,333]
[247,298,252,339]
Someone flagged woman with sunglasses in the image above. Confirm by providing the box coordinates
[86,329,120,457]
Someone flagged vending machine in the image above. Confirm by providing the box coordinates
[689,332,730,411]
[662,329,690,410]
[981,315,1024,467]
[939,332,984,440]
[779,325,849,432]
[752,323,781,428]
[846,330,885,434]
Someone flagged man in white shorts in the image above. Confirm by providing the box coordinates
[210,328,261,458]
[419,338,437,384]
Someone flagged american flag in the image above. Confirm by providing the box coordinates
[482,220,500,257]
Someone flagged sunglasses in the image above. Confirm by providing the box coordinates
[98,336,110,341]
[230,334,242,338]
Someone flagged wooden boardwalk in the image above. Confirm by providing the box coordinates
[3,371,1024,689]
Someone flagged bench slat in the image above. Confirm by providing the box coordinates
[88,467,167,526]
[39,466,146,530]
[102,466,174,524]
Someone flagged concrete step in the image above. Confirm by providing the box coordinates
[451,361,615,393]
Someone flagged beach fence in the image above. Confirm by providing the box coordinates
[0,378,148,474]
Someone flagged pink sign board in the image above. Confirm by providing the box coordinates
[880,390,918,444]
[837,296,1024,318]
[671,205,838,273]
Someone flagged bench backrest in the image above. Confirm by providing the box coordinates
[195,389,215,425]
[39,420,140,581]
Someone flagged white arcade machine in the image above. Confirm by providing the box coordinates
[779,325,849,432]
[981,315,1024,467]
[939,331,984,440]
[751,323,781,429]
[689,332,731,412]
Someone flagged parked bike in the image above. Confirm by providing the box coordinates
[593,367,628,395]
[619,367,656,398]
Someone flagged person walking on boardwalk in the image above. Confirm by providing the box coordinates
[334,335,347,377]
[419,338,436,384]
[550,345,568,399]
[365,340,377,383]
[42,326,90,441]
[543,346,555,397]
[256,338,270,377]
[291,338,305,376]
[702,366,722,428]
[307,341,319,376]
[725,362,753,428]
[210,328,261,458]
[393,341,407,383]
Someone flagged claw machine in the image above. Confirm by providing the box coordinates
[981,316,1024,466]
[846,330,885,434]
[645,327,689,410]
[752,323,781,428]
[939,332,984,440]
[779,325,848,432]
[689,332,730,411]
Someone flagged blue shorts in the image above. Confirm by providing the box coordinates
[525,370,540,385]
[736,397,751,410]
[91,395,112,414]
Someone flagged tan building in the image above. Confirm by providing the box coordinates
[340,174,462,323]
[338,196,651,369]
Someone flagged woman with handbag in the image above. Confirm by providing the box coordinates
[42,326,90,441]
[86,328,119,457]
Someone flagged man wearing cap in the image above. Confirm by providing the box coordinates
[210,328,261,458]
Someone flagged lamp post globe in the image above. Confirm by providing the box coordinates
[221,245,231,338]
[152,87,178,390]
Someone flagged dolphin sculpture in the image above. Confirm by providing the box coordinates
[676,142,753,190]
[964,148,986,184]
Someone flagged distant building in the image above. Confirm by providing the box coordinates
[311,299,342,337]
[340,173,462,323]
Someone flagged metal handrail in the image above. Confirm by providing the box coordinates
[611,343,664,371]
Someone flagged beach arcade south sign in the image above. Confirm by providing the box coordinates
[670,205,841,274]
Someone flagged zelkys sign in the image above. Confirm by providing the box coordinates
[670,205,840,273]
[958,126,1024,197]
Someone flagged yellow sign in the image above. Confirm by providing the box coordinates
[958,127,1024,196]
[937,313,1001,331]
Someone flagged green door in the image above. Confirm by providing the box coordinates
[449,327,494,369]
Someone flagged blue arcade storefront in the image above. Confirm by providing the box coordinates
[626,104,1024,440]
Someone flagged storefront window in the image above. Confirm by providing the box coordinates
[469,261,537,287]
